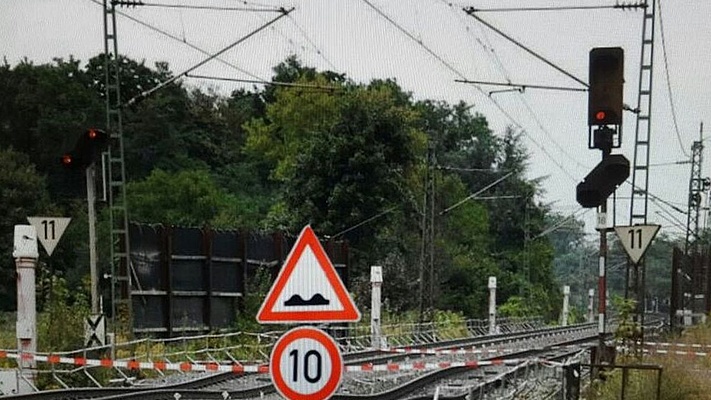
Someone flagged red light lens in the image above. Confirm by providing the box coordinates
[595,111,606,121]
[61,154,73,165]
[88,129,97,139]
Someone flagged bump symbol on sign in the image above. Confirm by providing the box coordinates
[256,225,360,323]
[284,293,329,307]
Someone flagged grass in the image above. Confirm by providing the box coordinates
[585,321,711,400]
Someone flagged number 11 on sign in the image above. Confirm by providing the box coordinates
[614,224,661,264]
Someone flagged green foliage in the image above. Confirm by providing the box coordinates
[0,53,565,326]
[126,169,259,228]
[0,147,52,308]
[612,295,642,351]
[587,323,711,400]
[37,276,89,351]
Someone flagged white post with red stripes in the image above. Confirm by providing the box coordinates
[13,225,39,392]
[597,209,607,348]
[370,266,383,350]
[561,285,570,326]
[488,277,497,335]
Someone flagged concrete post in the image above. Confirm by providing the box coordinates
[370,266,383,349]
[87,163,99,315]
[562,285,570,326]
[488,276,497,335]
[13,225,38,391]
[588,289,595,323]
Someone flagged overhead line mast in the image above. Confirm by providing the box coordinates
[625,0,656,343]
[102,0,293,336]
[103,0,132,337]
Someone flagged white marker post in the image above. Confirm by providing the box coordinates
[561,285,570,326]
[370,266,383,350]
[13,225,38,392]
[488,277,497,335]
[587,289,595,323]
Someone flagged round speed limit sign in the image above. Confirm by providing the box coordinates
[270,327,343,400]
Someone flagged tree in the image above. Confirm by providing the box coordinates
[126,169,258,228]
[0,57,104,201]
[0,148,52,308]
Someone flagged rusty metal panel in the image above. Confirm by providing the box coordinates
[129,224,163,290]
[170,227,207,292]
[171,297,207,330]
[211,230,242,293]
[129,224,348,336]
[210,296,237,328]
[132,295,167,331]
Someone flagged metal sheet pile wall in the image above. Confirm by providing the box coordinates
[128,223,348,336]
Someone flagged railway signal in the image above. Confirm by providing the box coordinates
[588,47,624,127]
[576,154,630,208]
[60,128,108,169]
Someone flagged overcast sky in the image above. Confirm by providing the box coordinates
[2,0,710,240]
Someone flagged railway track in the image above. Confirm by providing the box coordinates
[3,322,598,400]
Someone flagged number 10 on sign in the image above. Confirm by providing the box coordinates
[270,327,343,400]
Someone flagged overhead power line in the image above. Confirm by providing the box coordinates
[123,1,285,12]
[286,15,339,71]
[465,3,648,13]
[185,74,343,91]
[455,79,587,93]
[124,7,294,106]
[657,0,688,157]
[440,172,513,215]
[87,0,266,82]
[360,0,467,81]
[463,8,588,88]
[361,0,580,183]
[437,0,591,173]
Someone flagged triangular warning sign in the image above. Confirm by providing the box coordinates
[257,225,361,324]
[27,217,71,256]
[614,224,661,264]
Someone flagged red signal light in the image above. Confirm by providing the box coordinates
[88,129,98,139]
[61,154,73,165]
[595,111,606,121]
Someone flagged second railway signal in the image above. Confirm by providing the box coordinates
[576,154,630,208]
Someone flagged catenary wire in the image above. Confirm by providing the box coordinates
[87,0,268,82]
[436,1,591,172]
[657,0,689,158]
[123,8,294,106]
[287,15,339,71]
[125,2,284,12]
[361,0,579,182]
[463,4,646,13]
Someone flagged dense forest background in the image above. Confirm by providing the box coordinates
[0,54,680,324]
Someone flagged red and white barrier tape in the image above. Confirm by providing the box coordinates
[643,349,709,357]
[383,344,579,356]
[345,358,526,372]
[645,341,711,349]
[0,351,268,373]
[0,350,546,373]
[383,347,514,356]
